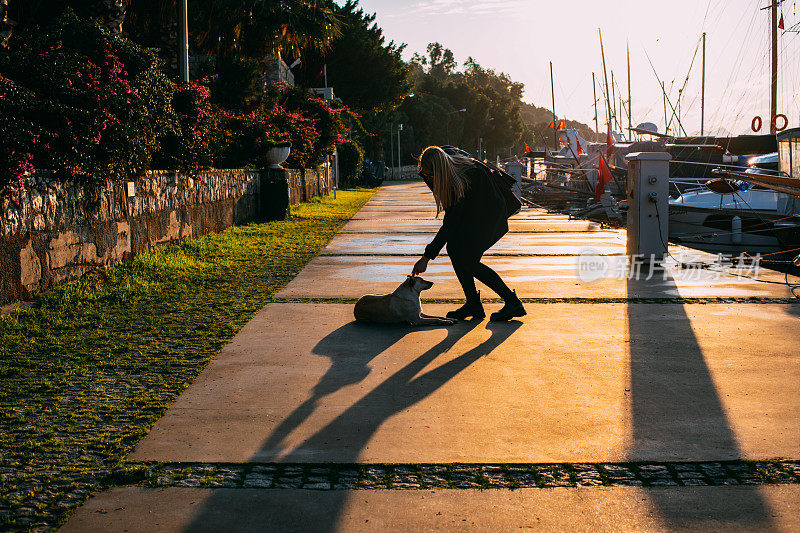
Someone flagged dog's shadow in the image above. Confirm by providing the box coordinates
[311,321,417,396]
[259,319,457,456]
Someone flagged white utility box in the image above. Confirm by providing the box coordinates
[624,152,671,260]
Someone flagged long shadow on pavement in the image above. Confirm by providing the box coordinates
[258,320,420,460]
[271,320,519,463]
[626,272,772,529]
[183,318,521,532]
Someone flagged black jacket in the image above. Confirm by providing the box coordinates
[423,164,509,261]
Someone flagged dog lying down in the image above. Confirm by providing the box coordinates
[354,276,455,326]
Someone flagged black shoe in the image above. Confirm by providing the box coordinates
[490,291,526,322]
[446,295,485,321]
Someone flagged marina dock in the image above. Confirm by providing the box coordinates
[63,181,800,531]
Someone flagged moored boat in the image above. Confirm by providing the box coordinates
[668,128,800,256]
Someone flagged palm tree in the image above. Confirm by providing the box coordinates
[1,0,129,42]
[124,0,177,54]
[0,0,13,47]
[193,0,341,59]
[100,0,127,34]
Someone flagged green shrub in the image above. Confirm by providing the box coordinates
[215,83,360,171]
[268,84,341,168]
[0,10,176,198]
[153,81,215,174]
[213,106,293,169]
[0,11,371,202]
[336,140,364,188]
[265,83,370,170]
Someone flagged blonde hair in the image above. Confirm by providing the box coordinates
[418,146,473,217]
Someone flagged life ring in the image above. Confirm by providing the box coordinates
[772,114,788,132]
[751,116,762,132]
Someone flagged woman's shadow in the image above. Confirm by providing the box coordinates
[258,318,521,462]
[182,318,522,531]
[257,320,418,459]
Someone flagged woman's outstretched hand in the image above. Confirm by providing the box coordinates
[411,256,429,276]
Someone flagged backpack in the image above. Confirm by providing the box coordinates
[441,146,522,218]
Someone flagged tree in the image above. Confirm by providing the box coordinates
[295,0,411,115]
[2,0,130,45]
[519,102,596,148]
[401,46,528,161]
[398,93,452,153]
[191,0,340,59]
[411,42,456,81]
[0,1,11,46]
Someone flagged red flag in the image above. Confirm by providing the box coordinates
[558,119,566,130]
[595,155,613,201]
[315,64,326,80]
[779,13,785,30]
[576,141,584,155]
[524,142,534,153]
[547,120,555,128]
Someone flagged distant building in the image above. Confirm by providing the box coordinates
[312,87,336,100]
[264,54,294,86]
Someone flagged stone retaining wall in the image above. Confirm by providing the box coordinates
[0,167,331,305]
[389,165,420,180]
[286,167,333,204]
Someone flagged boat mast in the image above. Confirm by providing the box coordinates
[550,61,558,151]
[611,70,618,131]
[593,72,599,142]
[701,32,706,136]
[599,29,612,136]
[620,97,625,133]
[627,41,632,140]
[662,82,668,135]
[770,0,779,133]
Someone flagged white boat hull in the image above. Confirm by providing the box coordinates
[668,188,798,255]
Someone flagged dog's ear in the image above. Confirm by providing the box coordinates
[412,276,434,291]
[412,276,432,288]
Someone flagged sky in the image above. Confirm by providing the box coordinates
[348,0,800,137]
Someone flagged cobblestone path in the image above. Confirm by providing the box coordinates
[118,460,800,490]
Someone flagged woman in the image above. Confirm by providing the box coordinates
[411,145,526,321]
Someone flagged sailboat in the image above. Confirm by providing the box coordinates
[667,2,800,257]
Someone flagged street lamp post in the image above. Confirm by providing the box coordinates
[397,124,403,178]
[393,94,414,179]
[389,124,395,179]
[478,117,494,161]
[445,108,467,145]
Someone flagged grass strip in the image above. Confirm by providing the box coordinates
[0,188,375,531]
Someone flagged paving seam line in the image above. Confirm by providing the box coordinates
[272,297,800,305]
[318,253,628,257]
[340,231,608,234]
[106,460,800,490]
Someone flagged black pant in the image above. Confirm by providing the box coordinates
[450,250,514,302]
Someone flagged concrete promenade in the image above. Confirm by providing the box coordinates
[63,181,800,531]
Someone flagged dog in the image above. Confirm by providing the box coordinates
[354,276,455,326]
